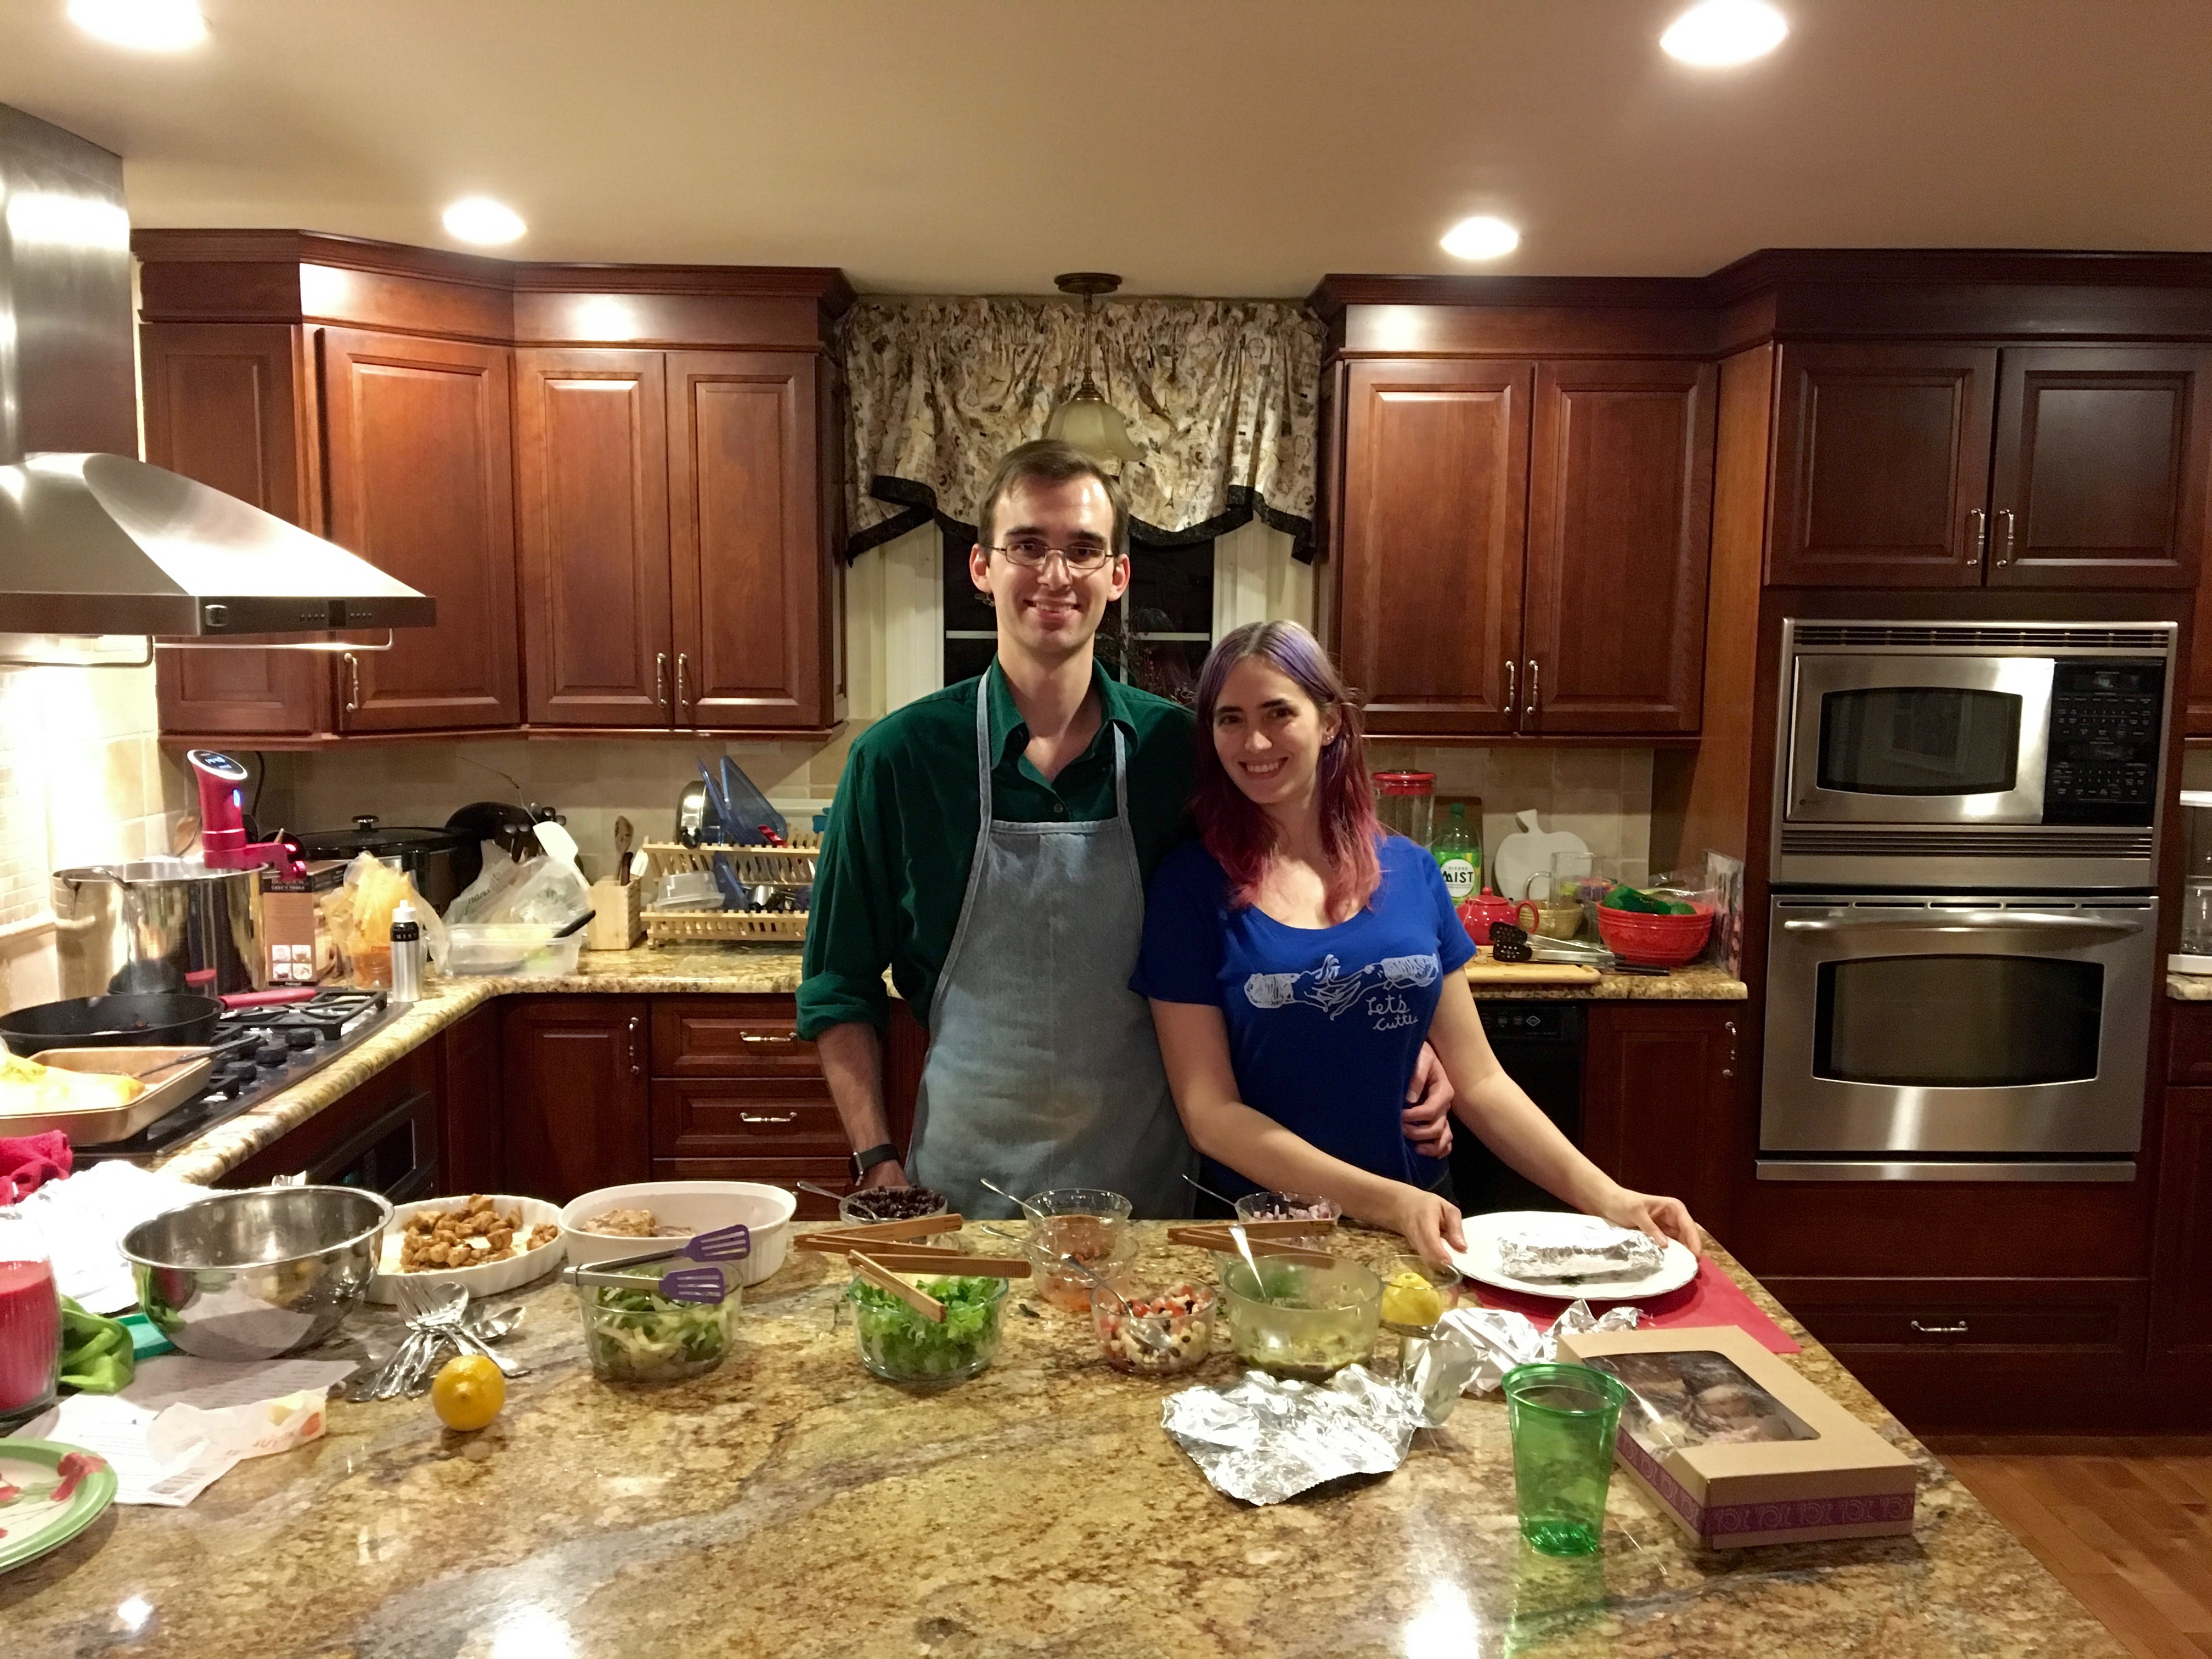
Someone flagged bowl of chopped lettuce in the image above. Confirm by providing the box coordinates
[847,1273,1008,1385]
[575,1264,740,1385]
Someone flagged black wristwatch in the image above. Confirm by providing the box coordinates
[850,1142,900,1181]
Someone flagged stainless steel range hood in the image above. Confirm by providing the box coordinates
[0,104,433,639]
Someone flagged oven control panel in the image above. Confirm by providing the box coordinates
[2043,660,2164,826]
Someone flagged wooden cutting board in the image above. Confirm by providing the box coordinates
[1463,948,1601,985]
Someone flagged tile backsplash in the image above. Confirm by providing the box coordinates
[1364,743,1656,894]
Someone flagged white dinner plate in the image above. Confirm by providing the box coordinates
[1448,1210,1698,1302]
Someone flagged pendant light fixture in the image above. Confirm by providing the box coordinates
[1043,272,1141,465]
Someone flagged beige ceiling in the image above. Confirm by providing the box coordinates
[2,0,2208,297]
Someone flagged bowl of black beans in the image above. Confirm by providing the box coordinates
[838,1184,950,1226]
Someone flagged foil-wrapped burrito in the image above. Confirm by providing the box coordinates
[1497,1215,1664,1282]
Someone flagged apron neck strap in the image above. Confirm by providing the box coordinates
[973,661,1128,822]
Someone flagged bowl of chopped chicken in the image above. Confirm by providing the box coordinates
[366,1193,566,1304]
[560,1181,795,1286]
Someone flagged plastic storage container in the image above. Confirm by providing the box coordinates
[574,1263,740,1385]
[1372,771,1436,849]
[442,923,585,977]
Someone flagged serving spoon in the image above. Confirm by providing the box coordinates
[979,1176,1043,1222]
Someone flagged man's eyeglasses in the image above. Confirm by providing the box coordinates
[988,538,1117,573]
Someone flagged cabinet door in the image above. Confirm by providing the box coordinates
[667,351,834,730]
[1335,359,1532,735]
[2190,576,2212,736]
[140,324,332,737]
[1523,360,1715,735]
[1989,346,2209,590]
[515,349,674,726]
[1580,1001,1740,1233]
[1768,343,1997,587]
[2149,1087,2212,1363]
[321,329,521,731]
[499,996,651,1204]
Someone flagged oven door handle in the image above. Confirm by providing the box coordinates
[1781,913,2145,940]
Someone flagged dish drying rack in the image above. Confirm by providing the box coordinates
[639,836,817,944]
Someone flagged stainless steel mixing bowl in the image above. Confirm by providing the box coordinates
[120,1186,393,1360]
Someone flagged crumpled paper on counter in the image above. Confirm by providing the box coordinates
[1433,1298,1644,1397]
[1161,1365,1427,1506]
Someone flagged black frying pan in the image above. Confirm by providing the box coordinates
[0,993,224,1057]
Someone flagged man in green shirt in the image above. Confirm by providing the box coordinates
[800,440,1449,1218]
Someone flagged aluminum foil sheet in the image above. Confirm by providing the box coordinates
[1432,1298,1643,1396]
[1497,1215,1665,1282]
[1161,1365,1427,1505]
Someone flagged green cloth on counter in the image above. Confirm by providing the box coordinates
[798,661,1197,1040]
[58,1296,135,1394]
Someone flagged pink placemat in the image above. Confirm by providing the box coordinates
[1469,1257,1801,1354]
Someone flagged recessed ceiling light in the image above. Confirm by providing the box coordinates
[1440,216,1521,261]
[65,0,206,51]
[1661,0,1788,66]
[441,198,527,246]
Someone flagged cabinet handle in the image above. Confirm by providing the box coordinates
[344,652,360,714]
[1966,507,1987,561]
[627,1015,642,1077]
[656,652,669,709]
[1994,509,2016,567]
[1526,659,1540,714]
[739,1111,797,1125]
[1909,1319,1970,1336]
[675,652,690,723]
[740,1031,799,1045]
[1503,659,1517,715]
[1722,1018,1737,1078]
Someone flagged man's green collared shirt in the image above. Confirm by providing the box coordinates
[797,662,1196,1040]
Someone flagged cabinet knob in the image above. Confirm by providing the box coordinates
[627,1015,642,1077]
[1909,1318,1970,1336]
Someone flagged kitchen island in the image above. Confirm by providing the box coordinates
[0,1223,2120,1658]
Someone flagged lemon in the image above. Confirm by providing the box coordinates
[1381,1270,1444,1328]
[430,1353,505,1431]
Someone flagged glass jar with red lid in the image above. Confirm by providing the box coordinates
[1372,771,1436,849]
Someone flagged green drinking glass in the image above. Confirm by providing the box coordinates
[1503,1361,1627,1556]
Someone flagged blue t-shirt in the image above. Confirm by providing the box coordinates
[1131,833,1476,1197]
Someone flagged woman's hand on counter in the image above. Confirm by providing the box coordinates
[1384,1185,1468,1269]
[1595,1186,1703,1257]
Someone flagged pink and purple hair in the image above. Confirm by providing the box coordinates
[1192,620,1384,919]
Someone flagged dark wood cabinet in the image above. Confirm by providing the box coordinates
[514,349,672,727]
[1767,343,1997,588]
[320,329,521,731]
[2190,575,2212,735]
[140,323,331,737]
[1768,341,2208,590]
[1989,346,2208,590]
[499,995,651,1204]
[133,233,851,743]
[1579,1000,1740,1233]
[2151,1084,2212,1364]
[1334,358,1532,737]
[667,351,839,731]
[1523,360,1716,735]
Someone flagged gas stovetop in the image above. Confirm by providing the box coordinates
[79,988,402,1161]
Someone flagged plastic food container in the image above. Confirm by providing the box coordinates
[442,923,584,978]
[575,1264,739,1385]
[1215,1252,1383,1380]
[1092,1278,1216,1375]
[1595,901,1714,968]
[847,1273,1008,1384]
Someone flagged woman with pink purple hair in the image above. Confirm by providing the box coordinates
[1132,620,1700,1266]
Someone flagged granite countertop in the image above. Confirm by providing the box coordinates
[1,1223,2119,1659]
[144,945,1746,1186]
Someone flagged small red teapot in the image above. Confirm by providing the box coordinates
[1457,889,1539,947]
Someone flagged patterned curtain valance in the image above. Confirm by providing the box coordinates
[840,296,1324,562]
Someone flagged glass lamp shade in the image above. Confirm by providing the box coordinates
[1044,385,1142,465]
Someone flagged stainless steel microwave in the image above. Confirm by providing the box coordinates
[1771,619,2174,889]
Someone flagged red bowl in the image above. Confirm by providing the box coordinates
[1596,901,1714,967]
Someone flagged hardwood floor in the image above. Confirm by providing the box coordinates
[1926,1437,2212,1659]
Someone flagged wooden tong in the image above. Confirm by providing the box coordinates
[849,1252,945,1321]
[1197,1216,1336,1239]
[1166,1226,1335,1265]
[849,1250,1030,1278]
[793,1212,966,1253]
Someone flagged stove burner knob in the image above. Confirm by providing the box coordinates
[285,1027,320,1052]
[254,1042,291,1073]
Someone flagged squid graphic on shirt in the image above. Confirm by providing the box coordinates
[1243,952,1441,1029]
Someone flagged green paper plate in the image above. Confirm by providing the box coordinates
[0,1439,117,1575]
